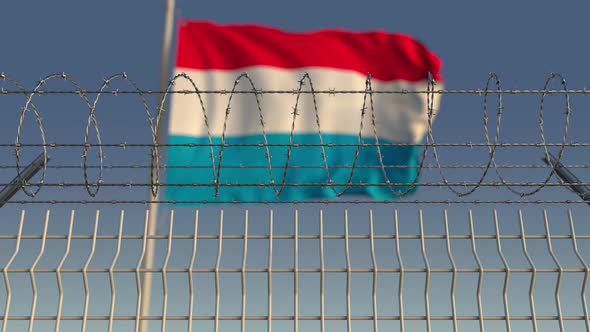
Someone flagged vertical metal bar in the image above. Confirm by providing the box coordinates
[319,209,325,332]
[141,214,157,332]
[519,210,538,332]
[494,210,511,332]
[394,209,404,332]
[214,210,224,332]
[419,210,431,332]
[55,210,74,332]
[369,210,379,332]
[188,210,199,332]
[469,210,485,332]
[568,210,590,331]
[268,210,273,332]
[543,210,564,332]
[82,211,100,332]
[142,215,159,330]
[241,210,248,332]
[135,211,149,332]
[293,209,298,332]
[344,210,352,332]
[443,210,458,332]
[1,210,24,332]
[161,211,174,332]
[141,0,176,330]
[28,210,49,332]
[108,211,124,332]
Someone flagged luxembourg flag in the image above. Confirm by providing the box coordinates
[166,20,443,202]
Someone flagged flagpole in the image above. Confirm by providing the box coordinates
[140,0,175,331]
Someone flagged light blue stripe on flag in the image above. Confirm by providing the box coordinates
[165,134,421,202]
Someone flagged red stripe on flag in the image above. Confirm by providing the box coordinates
[175,21,443,82]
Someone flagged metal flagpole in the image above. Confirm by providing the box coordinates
[140,0,176,331]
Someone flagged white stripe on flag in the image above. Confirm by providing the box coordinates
[169,67,440,143]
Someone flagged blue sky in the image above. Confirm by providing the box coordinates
[4,1,590,85]
[3,0,590,207]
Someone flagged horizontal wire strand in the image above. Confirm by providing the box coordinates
[1,72,586,201]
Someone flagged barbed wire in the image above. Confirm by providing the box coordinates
[3,200,590,204]
[3,143,590,147]
[1,71,585,202]
[2,89,590,95]
[1,163,587,169]
[8,181,590,187]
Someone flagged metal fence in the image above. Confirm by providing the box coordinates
[1,72,590,331]
[2,208,590,332]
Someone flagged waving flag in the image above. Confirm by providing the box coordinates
[166,20,443,202]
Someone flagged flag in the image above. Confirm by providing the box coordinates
[166,20,443,202]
